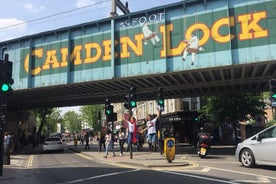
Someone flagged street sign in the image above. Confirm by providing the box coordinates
[272,101,276,107]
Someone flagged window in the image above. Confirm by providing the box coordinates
[260,126,276,139]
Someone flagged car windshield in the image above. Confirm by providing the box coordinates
[45,137,61,142]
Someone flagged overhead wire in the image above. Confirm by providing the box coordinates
[0,0,110,31]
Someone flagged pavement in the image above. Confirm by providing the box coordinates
[0,142,191,183]
[68,142,190,169]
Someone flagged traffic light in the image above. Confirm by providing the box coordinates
[0,55,14,95]
[104,98,113,116]
[157,87,164,111]
[129,86,137,108]
[269,79,276,107]
[123,86,137,110]
[269,79,276,100]
[123,95,129,109]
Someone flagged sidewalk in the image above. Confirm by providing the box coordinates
[0,144,38,184]
[68,142,189,168]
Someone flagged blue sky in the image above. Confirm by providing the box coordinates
[0,0,181,42]
[0,0,181,114]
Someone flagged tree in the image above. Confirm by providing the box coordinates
[63,111,81,134]
[45,108,63,136]
[199,93,267,143]
[80,105,104,133]
[200,93,266,124]
[31,108,54,146]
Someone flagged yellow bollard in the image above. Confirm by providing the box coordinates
[164,137,175,163]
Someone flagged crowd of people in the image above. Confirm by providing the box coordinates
[2,108,161,160]
[101,108,161,158]
[69,108,161,158]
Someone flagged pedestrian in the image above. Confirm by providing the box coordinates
[73,134,78,148]
[142,109,160,152]
[123,115,137,152]
[4,132,11,152]
[99,131,106,152]
[84,131,90,150]
[118,127,126,156]
[104,128,115,158]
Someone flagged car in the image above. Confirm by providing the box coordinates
[43,137,65,152]
[235,125,276,167]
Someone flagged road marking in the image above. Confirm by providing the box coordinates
[180,167,211,172]
[75,153,93,160]
[58,169,139,184]
[27,155,33,168]
[231,176,271,183]
[161,170,240,184]
[203,166,275,181]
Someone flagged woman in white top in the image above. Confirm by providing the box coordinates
[142,109,160,152]
[123,116,137,152]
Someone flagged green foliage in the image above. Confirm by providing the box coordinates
[63,111,81,134]
[31,108,62,136]
[266,120,276,128]
[199,93,267,124]
[80,104,104,133]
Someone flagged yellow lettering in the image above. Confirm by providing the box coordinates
[120,34,143,58]
[60,48,68,67]
[70,45,82,65]
[186,23,209,46]
[212,17,235,43]
[24,48,43,76]
[23,54,30,74]
[42,50,60,70]
[238,11,268,40]
[102,40,119,61]
[160,24,184,57]
[84,43,102,63]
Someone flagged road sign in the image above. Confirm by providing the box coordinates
[272,101,276,107]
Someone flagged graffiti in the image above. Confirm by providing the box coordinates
[22,10,269,76]
[182,34,204,65]
[119,12,165,29]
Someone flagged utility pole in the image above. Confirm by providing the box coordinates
[157,87,164,155]
[110,0,130,17]
[0,50,14,176]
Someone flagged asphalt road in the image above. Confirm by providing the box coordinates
[9,145,275,184]
[22,150,237,184]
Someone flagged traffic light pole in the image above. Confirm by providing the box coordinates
[129,94,133,159]
[159,111,163,155]
[0,95,7,176]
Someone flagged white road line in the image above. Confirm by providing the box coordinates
[58,169,139,184]
[231,176,271,183]
[161,170,240,184]
[203,166,276,181]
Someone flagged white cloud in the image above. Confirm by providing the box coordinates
[0,18,27,41]
[76,0,96,8]
[24,3,45,13]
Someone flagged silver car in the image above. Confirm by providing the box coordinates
[235,125,276,167]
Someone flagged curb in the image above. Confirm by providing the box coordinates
[68,147,189,168]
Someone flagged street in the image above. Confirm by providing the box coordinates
[1,143,276,184]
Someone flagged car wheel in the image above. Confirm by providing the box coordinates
[240,148,255,168]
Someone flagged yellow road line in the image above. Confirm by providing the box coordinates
[27,155,33,168]
[75,153,93,160]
